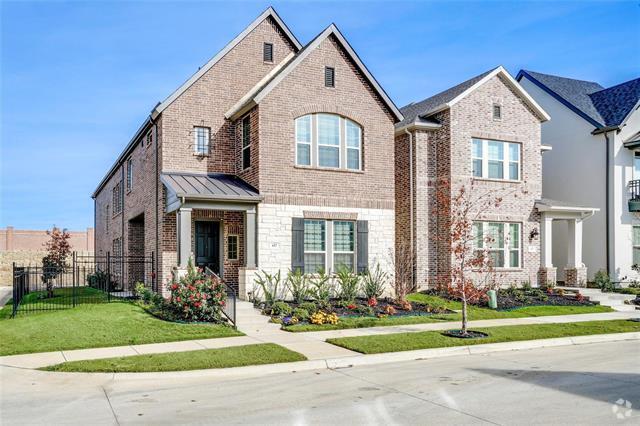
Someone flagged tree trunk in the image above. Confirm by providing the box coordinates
[461,297,468,335]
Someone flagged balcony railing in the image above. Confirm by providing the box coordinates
[629,180,640,212]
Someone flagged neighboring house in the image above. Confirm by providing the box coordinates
[517,71,640,283]
[92,7,401,296]
[395,66,598,288]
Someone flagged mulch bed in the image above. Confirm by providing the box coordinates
[278,297,455,318]
[442,330,488,339]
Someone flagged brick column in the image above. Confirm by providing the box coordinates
[538,266,557,286]
[565,267,587,287]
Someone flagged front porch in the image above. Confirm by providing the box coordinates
[162,173,261,296]
[536,199,599,287]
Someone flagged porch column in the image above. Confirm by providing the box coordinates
[177,207,192,267]
[538,213,557,286]
[245,207,257,268]
[565,218,587,287]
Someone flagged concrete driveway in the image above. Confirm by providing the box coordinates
[1,340,639,425]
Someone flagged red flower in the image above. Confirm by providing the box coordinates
[171,283,178,290]
[367,297,378,307]
[347,304,357,310]
[176,297,181,302]
[221,300,226,307]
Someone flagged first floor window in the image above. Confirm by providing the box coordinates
[473,221,520,268]
[227,235,239,261]
[194,126,210,155]
[633,226,640,266]
[112,237,122,257]
[303,219,356,273]
[472,138,520,181]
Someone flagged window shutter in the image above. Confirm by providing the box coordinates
[356,220,369,273]
[292,218,305,273]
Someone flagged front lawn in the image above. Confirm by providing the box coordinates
[327,319,640,354]
[282,294,613,332]
[41,343,306,373]
[0,301,242,356]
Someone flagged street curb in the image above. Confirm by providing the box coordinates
[4,331,639,381]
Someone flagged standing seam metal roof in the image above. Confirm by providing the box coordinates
[161,173,261,201]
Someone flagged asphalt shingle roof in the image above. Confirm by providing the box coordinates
[520,70,640,128]
[398,68,495,127]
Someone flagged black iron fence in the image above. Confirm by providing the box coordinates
[12,252,155,316]
[205,267,236,326]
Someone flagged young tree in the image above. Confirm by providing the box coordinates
[435,180,518,335]
[392,240,416,303]
[42,226,72,298]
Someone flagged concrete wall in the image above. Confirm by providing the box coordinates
[0,227,94,252]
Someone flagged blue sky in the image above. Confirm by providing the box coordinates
[1,0,638,230]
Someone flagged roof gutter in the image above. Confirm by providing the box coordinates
[592,125,619,135]
[394,120,441,136]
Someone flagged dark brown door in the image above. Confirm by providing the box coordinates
[195,221,220,274]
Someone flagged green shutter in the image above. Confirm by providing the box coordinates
[356,220,369,273]
[292,218,305,273]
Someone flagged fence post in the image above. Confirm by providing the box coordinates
[151,251,155,292]
[12,262,17,317]
[72,252,77,308]
[107,252,111,302]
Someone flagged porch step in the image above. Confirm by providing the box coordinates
[558,287,639,312]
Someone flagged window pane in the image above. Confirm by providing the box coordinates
[347,148,360,170]
[297,143,311,166]
[634,248,640,265]
[318,114,339,146]
[304,253,325,274]
[509,223,519,248]
[509,162,519,180]
[488,141,503,160]
[472,139,483,158]
[509,143,519,162]
[334,253,354,271]
[243,147,251,169]
[510,250,520,268]
[304,220,325,251]
[346,120,360,148]
[488,160,504,179]
[633,226,640,246]
[473,222,483,248]
[486,223,504,248]
[333,221,355,251]
[488,250,504,268]
[473,159,483,177]
[242,117,251,147]
[296,116,311,143]
[319,146,339,167]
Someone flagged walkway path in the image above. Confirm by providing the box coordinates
[0,304,637,370]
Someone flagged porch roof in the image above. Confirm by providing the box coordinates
[161,172,261,208]
[535,198,599,217]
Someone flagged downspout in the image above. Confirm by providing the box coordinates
[152,115,159,293]
[604,131,611,276]
[404,128,415,289]
[93,198,96,254]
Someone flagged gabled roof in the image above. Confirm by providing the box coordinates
[153,7,301,118]
[226,24,403,122]
[517,70,640,129]
[398,66,549,128]
[92,7,301,198]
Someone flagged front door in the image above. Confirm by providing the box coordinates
[195,221,220,275]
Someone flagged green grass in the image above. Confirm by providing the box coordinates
[0,299,242,356]
[282,294,613,332]
[613,287,640,295]
[41,343,306,373]
[327,320,640,354]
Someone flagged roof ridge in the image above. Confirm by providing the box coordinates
[589,76,640,95]
[523,69,603,87]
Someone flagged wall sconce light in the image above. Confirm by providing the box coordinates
[529,228,539,241]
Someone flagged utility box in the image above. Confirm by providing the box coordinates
[487,290,498,309]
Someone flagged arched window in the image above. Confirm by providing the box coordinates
[295,113,362,171]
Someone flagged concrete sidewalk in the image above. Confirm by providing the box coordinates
[1,306,638,370]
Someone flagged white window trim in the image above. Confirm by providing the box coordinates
[473,221,521,269]
[316,114,341,169]
[194,127,210,155]
[295,116,312,167]
[472,138,521,182]
[303,219,356,273]
[241,115,251,170]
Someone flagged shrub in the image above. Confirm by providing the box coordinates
[254,270,285,306]
[135,282,154,304]
[299,301,318,315]
[514,292,528,303]
[361,264,388,299]
[594,270,614,292]
[336,266,360,302]
[383,305,397,315]
[556,288,565,297]
[166,259,227,322]
[268,301,292,316]
[309,311,339,325]
[521,281,533,292]
[367,297,378,307]
[356,305,375,316]
[292,307,310,322]
[87,269,117,291]
[309,270,333,306]
[575,292,585,302]
[286,269,310,304]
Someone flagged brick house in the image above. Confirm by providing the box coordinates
[395,66,599,289]
[92,7,402,296]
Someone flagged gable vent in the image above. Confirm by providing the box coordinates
[263,43,273,62]
[325,66,335,88]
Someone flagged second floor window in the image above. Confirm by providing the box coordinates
[472,138,520,181]
[295,113,362,171]
[194,127,210,155]
[126,158,133,191]
[242,115,251,169]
